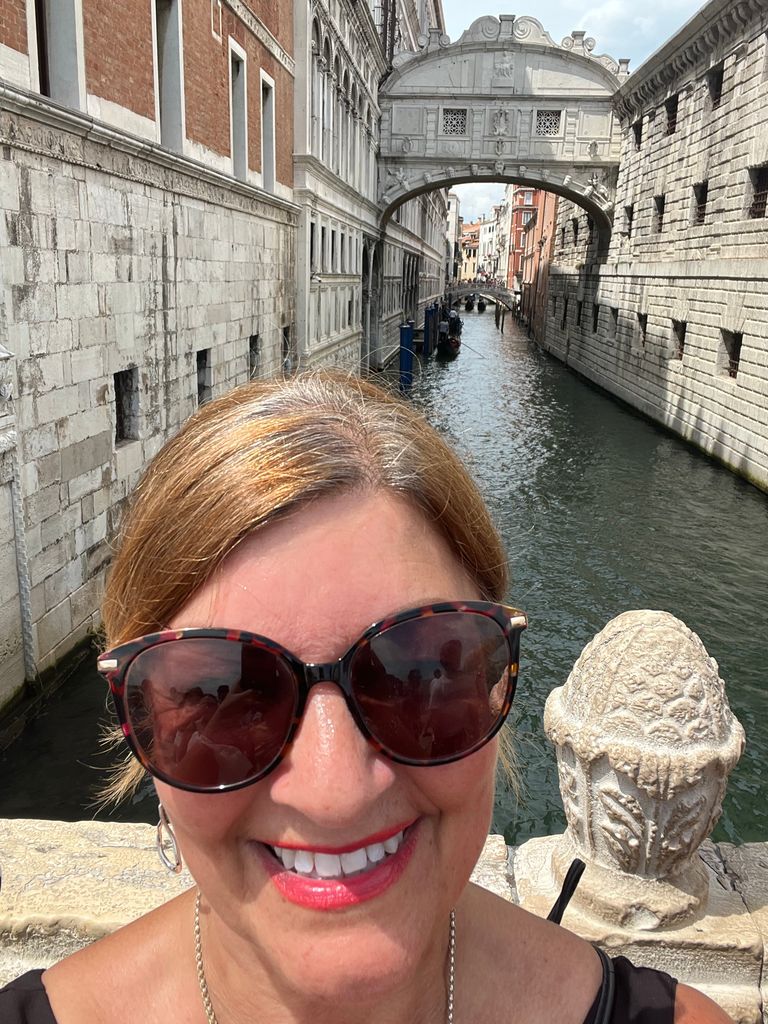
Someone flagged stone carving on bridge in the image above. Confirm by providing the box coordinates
[530,610,746,930]
[493,110,509,136]
[493,56,515,79]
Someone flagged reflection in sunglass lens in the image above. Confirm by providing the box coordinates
[123,638,298,788]
[349,612,511,762]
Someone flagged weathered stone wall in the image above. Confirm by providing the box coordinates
[0,92,297,711]
[537,0,768,492]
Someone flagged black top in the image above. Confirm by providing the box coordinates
[1,958,676,1023]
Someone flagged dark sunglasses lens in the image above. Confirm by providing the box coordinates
[123,638,298,789]
[349,612,512,762]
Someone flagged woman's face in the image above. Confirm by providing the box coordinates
[158,490,498,1001]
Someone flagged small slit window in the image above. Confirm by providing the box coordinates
[665,94,679,135]
[197,349,212,405]
[719,330,743,379]
[114,367,139,444]
[707,62,724,108]
[248,334,260,380]
[632,119,642,149]
[592,303,600,333]
[654,195,666,233]
[671,320,686,360]
[748,166,768,219]
[692,181,708,225]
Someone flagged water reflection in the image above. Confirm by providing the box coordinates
[410,312,768,845]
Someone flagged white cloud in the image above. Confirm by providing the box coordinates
[452,183,506,222]
[440,0,704,70]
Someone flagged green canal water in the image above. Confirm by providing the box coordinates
[1,313,767,845]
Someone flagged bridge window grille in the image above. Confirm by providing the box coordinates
[592,303,600,333]
[535,109,562,136]
[692,181,708,225]
[653,195,666,232]
[664,95,679,135]
[632,119,642,149]
[441,108,467,136]
[637,312,648,347]
[671,320,686,360]
[748,166,768,218]
[719,329,743,379]
[707,62,724,108]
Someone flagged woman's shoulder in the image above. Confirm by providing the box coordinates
[41,890,196,1024]
[0,970,57,1024]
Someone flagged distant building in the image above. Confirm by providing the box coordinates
[459,221,480,281]
[446,191,462,284]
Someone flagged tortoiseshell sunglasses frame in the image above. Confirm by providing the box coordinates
[97,600,528,794]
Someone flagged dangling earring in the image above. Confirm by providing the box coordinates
[156,802,183,874]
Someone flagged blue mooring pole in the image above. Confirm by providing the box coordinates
[399,321,414,392]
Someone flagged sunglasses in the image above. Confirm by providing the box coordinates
[98,601,527,794]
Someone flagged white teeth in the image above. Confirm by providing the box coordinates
[383,830,403,854]
[293,849,315,875]
[271,829,406,879]
[340,847,368,875]
[279,847,296,870]
[314,852,343,878]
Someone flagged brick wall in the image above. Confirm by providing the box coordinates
[0,1,28,56]
[0,105,297,709]
[535,1,768,492]
[83,0,156,121]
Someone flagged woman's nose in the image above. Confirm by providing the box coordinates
[268,684,396,826]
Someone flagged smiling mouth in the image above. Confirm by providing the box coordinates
[266,828,409,881]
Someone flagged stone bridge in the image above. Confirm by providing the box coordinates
[377,16,628,240]
[449,283,518,311]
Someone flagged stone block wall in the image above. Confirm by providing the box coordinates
[0,94,297,710]
[536,0,768,492]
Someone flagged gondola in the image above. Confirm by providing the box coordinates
[438,314,462,358]
[464,295,474,311]
[477,298,486,313]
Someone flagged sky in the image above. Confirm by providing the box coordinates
[442,0,705,221]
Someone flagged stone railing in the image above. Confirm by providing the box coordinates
[1,611,765,1022]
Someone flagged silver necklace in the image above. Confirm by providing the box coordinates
[194,890,456,1024]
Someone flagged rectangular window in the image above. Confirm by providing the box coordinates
[282,325,294,374]
[340,233,346,272]
[321,226,327,272]
[610,307,619,338]
[572,217,579,244]
[211,0,222,39]
[522,211,533,225]
[624,204,634,238]
[260,70,276,193]
[34,0,84,108]
[671,320,686,360]
[592,303,600,333]
[576,300,583,327]
[561,297,568,330]
[707,62,724,108]
[692,181,708,225]
[535,109,562,136]
[196,349,212,405]
[654,195,666,233]
[587,218,594,247]
[665,95,679,135]
[637,312,648,346]
[114,367,139,444]
[331,230,337,271]
[155,0,184,150]
[719,330,743,379]
[748,166,768,219]
[524,192,533,205]
[248,334,260,380]
[309,221,316,270]
[230,42,247,181]
[560,225,566,250]
[348,297,353,327]
[632,119,642,149]
[441,108,467,135]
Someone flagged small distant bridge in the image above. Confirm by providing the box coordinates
[449,283,518,312]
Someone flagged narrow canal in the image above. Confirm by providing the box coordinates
[1,311,767,846]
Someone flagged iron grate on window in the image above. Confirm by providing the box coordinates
[442,108,467,135]
[748,166,768,219]
[693,181,708,225]
[536,109,562,137]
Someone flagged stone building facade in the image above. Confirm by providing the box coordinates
[536,0,768,492]
[0,0,298,708]
[294,0,447,371]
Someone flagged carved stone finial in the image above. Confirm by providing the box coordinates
[543,610,745,929]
